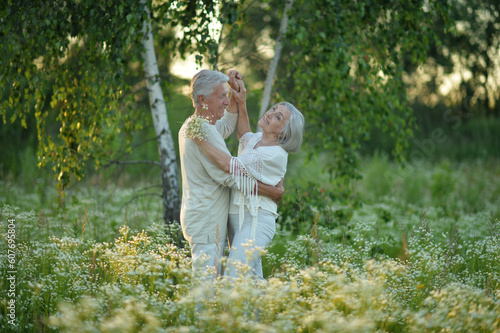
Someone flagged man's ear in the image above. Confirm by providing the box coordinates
[197,95,205,105]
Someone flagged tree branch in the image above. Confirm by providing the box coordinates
[258,0,295,130]
[138,184,163,192]
[102,160,161,168]
[121,192,163,209]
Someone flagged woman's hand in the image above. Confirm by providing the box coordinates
[230,79,246,105]
[227,70,242,92]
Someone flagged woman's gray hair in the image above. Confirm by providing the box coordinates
[190,70,229,107]
[277,102,304,153]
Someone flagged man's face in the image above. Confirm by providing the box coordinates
[205,83,230,120]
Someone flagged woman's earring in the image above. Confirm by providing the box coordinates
[202,104,208,111]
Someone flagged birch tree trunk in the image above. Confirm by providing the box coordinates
[257,0,295,131]
[141,3,180,224]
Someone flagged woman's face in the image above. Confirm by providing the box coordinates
[258,104,291,138]
[203,83,230,120]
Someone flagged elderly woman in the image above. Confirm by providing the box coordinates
[193,78,304,279]
[179,70,283,278]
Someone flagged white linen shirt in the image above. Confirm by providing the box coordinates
[179,111,238,244]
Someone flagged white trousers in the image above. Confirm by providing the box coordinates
[190,242,224,279]
[225,210,276,279]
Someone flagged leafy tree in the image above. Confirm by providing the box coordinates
[0,0,241,223]
[414,0,500,114]
[217,1,282,84]
[277,0,452,181]
[218,0,452,184]
[1,0,453,222]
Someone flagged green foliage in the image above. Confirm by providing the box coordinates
[275,0,452,182]
[277,156,500,248]
[216,0,282,80]
[418,0,500,113]
[152,0,244,68]
[0,0,245,205]
[278,181,356,237]
[1,0,147,196]
[361,101,500,162]
[356,155,500,220]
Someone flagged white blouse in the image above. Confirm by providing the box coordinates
[228,132,288,238]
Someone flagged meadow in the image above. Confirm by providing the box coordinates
[1,156,500,332]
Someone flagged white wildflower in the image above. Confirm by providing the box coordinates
[184,115,209,141]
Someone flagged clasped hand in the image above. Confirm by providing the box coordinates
[227,70,246,105]
[227,70,242,91]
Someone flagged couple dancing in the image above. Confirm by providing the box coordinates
[179,69,304,279]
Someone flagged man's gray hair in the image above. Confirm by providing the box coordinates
[190,70,229,107]
[277,102,304,153]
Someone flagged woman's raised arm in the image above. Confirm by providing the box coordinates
[231,79,251,139]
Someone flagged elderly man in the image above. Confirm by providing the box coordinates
[178,69,283,277]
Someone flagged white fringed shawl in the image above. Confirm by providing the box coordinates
[229,132,287,240]
[230,157,260,239]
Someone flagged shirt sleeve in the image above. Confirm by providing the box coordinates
[200,150,236,188]
[258,148,288,185]
[232,147,288,186]
[215,111,238,139]
[198,123,237,188]
[238,132,254,153]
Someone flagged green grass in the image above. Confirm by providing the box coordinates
[1,157,500,332]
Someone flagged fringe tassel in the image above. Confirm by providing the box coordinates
[230,157,259,239]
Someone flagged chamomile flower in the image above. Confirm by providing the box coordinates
[184,115,210,141]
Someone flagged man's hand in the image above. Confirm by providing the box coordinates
[272,178,285,204]
[256,178,284,204]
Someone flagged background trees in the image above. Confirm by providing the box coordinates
[419,0,500,113]
[397,0,500,160]
[1,0,241,223]
[2,0,499,223]
[220,0,453,181]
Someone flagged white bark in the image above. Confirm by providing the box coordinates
[141,3,180,224]
[257,0,295,131]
